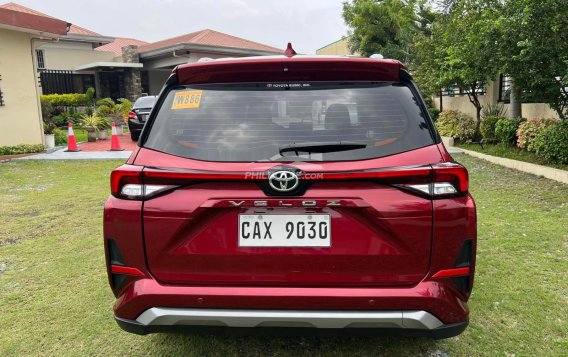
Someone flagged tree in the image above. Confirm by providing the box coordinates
[343,0,440,99]
[342,0,421,62]
[415,1,501,135]
[496,0,568,120]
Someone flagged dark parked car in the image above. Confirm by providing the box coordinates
[127,96,157,141]
[104,51,476,338]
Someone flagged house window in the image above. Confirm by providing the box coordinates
[499,75,545,103]
[442,82,486,97]
[36,49,46,70]
[498,75,511,102]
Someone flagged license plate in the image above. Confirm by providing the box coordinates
[238,214,331,247]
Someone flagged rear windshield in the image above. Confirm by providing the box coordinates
[134,96,157,108]
[144,82,435,162]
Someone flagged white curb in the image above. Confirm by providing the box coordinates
[458,148,568,184]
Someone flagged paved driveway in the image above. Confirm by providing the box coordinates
[78,134,137,152]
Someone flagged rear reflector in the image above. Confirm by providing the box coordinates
[110,264,145,277]
[432,267,470,278]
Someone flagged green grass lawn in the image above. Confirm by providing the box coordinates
[458,143,568,171]
[0,157,567,356]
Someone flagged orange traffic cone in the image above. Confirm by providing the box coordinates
[65,121,80,152]
[109,122,124,151]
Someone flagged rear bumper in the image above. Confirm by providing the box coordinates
[112,278,469,338]
[127,118,144,132]
[115,309,467,339]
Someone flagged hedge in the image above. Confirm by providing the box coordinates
[41,87,95,107]
[516,118,558,152]
[41,93,91,107]
[495,117,525,145]
[435,110,476,141]
[535,120,568,165]
[480,115,505,143]
[0,144,45,156]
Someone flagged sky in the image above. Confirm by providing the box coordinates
[12,0,350,54]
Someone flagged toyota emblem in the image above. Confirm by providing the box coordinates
[268,170,299,192]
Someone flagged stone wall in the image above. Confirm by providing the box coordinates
[121,45,142,102]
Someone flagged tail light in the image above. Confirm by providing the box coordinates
[127,110,137,119]
[110,165,176,200]
[399,163,468,199]
[110,163,468,201]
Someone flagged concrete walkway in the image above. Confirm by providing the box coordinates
[456,147,568,185]
[77,135,137,151]
[17,147,132,160]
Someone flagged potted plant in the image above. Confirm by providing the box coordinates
[81,114,99,142]
[41,100,56,148]
[95,98,124,135]
[96,117,111,140]
[43,121,56,148]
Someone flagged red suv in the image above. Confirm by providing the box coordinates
[104,53,476,339]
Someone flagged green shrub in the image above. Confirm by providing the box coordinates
[55,130,67,146]
[96,117,111,130]
[95,98,132,126]
[482,103,507,118]
[96,98,115,108]
[52,114,67,128]
[52,111,82,127]
[535,120,568,164]
[480,115,505,143]
[435,110,476,141]
[516,118,558,152]
[495,117,525,145]
[0,144,45,156]
[41,101,53,120]
[428,108,440,121]
[41,93,90,107]
[86,87,95,105]
[116,98,133,117]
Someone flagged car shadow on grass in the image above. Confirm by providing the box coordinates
[150,333,442,356]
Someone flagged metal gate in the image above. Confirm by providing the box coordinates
[39,70,74,94]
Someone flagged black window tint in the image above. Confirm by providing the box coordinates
[144,82,435,162]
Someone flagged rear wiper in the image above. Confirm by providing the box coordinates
[279,141,367,155]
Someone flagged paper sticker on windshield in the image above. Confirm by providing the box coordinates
[171,90,203,110]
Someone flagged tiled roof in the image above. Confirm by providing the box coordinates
[95,37,149,56]
[138,29,282,54]
[68,24,101,36]
[0,2,102,36]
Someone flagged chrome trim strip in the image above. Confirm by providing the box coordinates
[136,308,444,329]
